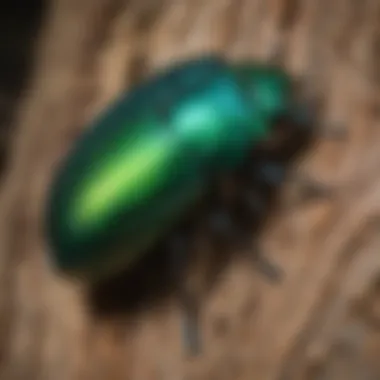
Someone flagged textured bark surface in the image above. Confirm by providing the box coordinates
[1,0,380,379]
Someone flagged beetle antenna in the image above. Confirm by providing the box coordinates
[303,39,349,142]
[318,121,348,140]
[267,37,286,66]
[292,89,348,142]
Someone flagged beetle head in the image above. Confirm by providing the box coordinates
[233,63,319,159]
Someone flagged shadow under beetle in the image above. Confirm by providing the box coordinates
[45,55,345,355]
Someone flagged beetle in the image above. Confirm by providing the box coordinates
[45,55,343,355]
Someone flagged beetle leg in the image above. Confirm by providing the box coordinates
[207,208,235,242]
[319,122,348,140]
[168,233,201,356]
[253,161,333,201]
[247,240,284,282]
[298,179,333,200]
[289,171,334,201]
[236,190,284,283]
[252,161,287,187]
[267,38,286,66]
[206,204,282,283]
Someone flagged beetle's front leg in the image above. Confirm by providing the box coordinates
[251,160,333,204]
[167,232,202,356]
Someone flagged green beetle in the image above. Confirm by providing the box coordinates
[45,55,339,354]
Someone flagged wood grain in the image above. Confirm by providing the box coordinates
[1,0,380,379]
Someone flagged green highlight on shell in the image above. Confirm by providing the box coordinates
[70,132,177,229]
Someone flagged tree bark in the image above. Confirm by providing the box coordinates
[1,0,380,379]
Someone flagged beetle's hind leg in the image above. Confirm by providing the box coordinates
[167,231,202,356]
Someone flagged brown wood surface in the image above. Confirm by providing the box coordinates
[1,0,380,379]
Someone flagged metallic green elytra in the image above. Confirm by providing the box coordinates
[46,55,294,282]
